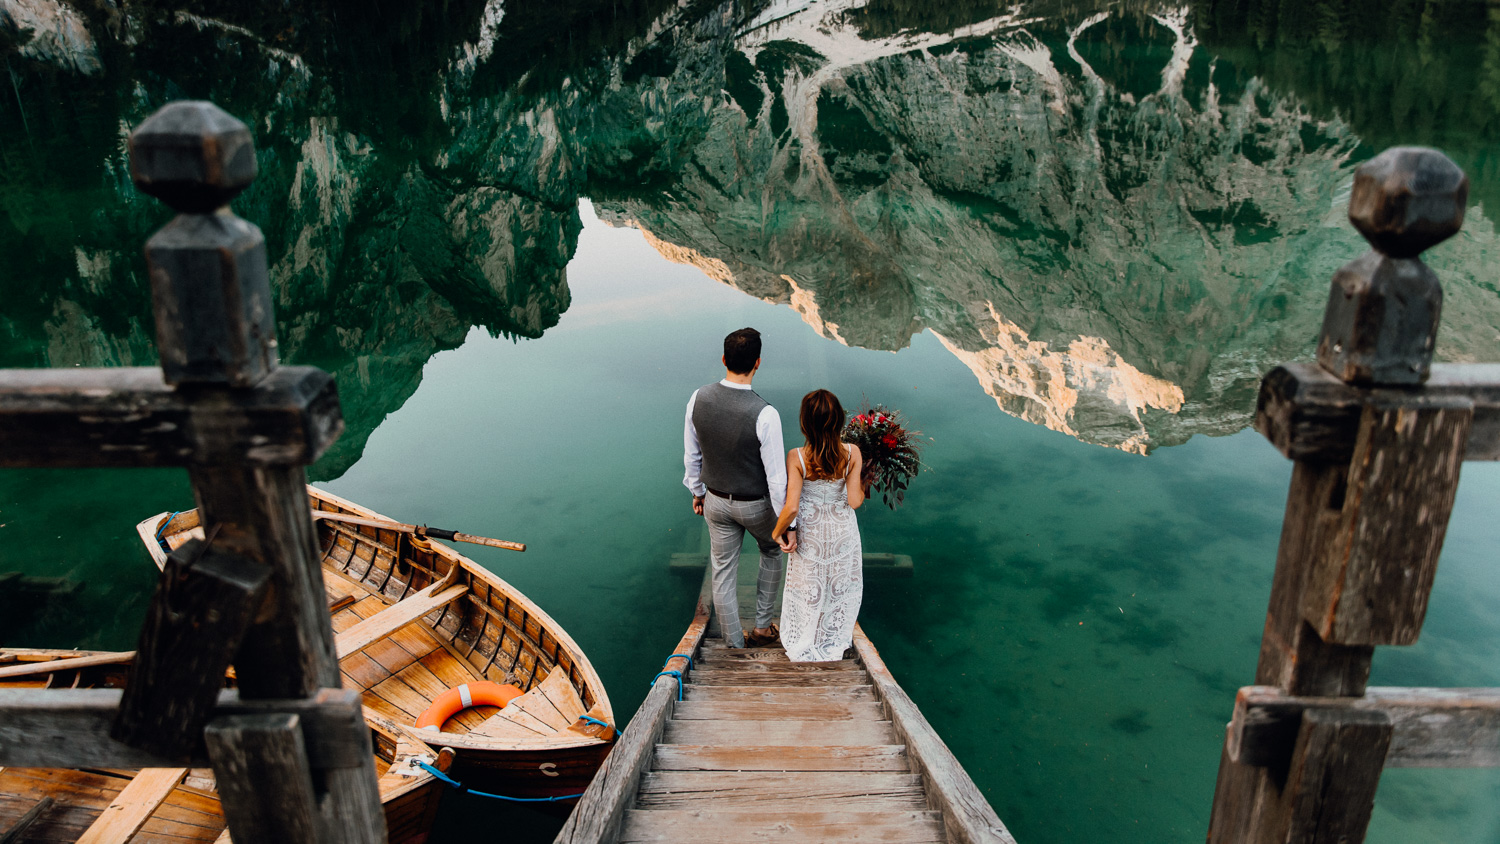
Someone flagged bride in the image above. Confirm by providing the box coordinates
[772,390,865,662]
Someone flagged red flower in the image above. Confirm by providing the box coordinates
[882,433,899,448]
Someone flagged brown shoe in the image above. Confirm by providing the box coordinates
[745,624,780,648]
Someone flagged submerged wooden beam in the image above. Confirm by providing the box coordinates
[0,687,368,769]
[0,366,343,467]
[1228,685,1500,769]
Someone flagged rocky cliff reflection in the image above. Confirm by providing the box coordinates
[4,0,1498,458]
[589,0,1500,451]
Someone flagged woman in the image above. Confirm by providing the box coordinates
[772,389,866,662]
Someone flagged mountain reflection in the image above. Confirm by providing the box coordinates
[3,0,1497,459]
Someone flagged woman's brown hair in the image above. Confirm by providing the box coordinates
[800,390,848,480]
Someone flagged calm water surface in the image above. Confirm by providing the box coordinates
[3,0,1499,841]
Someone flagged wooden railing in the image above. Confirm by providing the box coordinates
[1206,147,1500,841]
[0,101,385,842]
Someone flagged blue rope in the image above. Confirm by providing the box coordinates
[155,512,179,553]
[652,670,684,701]
[651,652,696,701]
[415,761,584,802]
[578,714,616,733]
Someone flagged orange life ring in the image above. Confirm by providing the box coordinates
[416,681,523,731]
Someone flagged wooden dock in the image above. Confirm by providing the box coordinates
[556,557,1015,843]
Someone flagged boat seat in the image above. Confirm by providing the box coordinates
[335,582,468,660]
[471,668,588,739]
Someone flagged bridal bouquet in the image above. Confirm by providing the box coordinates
[842,404,924,509]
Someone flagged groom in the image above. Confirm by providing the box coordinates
[684,327,796,648]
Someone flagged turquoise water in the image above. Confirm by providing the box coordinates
[4,0,1500,840]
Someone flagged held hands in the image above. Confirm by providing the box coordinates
[776,528,798,553]
[692,495,704,515]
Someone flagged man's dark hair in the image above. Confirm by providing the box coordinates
[723,328,761,374]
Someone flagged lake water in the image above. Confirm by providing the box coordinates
[3,0,1499,841]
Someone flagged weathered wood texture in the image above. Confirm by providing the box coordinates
[74,767,187,844]
[1228,686,1500,769]
[0,687,367,768]
[191,467,341,699]
[205,714,321,844]
[1298,400,1471,646]
[1256,363,1500,462]
[558,555,1010,844]
[651,744,910,772]
[553,586,710,844]
[616,809,947,843]
[853,629,1016,844]
[1209,147,1498,844]
[113,540,271,756]
[0,796,53,844]
[1277,710,1392,844]
[0,366,342,467]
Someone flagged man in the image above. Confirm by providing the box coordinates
[684,327,796,648]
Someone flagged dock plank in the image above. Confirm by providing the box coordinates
[663,720,898,747]
[689,670,870,687]
[617,809,946,843]
[651,744,910,772]
[682,685,878,702]
[636,771,925,808]
[672,700,885,721]
[692,659,861,672]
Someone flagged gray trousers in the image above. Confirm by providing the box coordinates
[703,492,784,647]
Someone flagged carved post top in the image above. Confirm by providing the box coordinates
[129,101,258,215]
[130,101,277,388]
[1317,147,1469,386]
[1347,147,1468,259]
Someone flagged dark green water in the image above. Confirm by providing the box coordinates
[3,1,1500,841]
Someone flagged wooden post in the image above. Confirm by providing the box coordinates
[0,99,385,841]
[128,102,342,700]
[1207,147,1476,842]
[112,537,272,756]
[205,714,322,843]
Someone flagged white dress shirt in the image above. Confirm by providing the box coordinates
[683,380,788,517]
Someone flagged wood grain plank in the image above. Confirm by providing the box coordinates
[636,771,925,808]
[617,809,945,843]
[76,767,189,844]
[662,720,897,747]
[651,745,910,772]
[672,701,885,721]
[689,670,871,687]
[334,585,467,660]
[682,685,878,702]
[538,669,587,724]
[693,659,861,672]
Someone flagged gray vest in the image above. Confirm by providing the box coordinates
[693,382,770,498]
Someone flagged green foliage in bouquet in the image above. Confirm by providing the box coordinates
[842,404,924,509]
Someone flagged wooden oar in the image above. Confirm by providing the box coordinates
[0,651,136,680]
[311,510,525,552]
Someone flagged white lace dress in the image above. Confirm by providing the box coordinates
[781,451,863,662]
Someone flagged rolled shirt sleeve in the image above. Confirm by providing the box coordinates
[683,389,706,497]
[757,404,787,516]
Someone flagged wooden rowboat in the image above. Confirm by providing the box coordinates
[0,649,448,844]
[136,486,617,801]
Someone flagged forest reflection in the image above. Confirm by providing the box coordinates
[2,0,1497,464]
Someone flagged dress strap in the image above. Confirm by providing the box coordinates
[797,448,806,473]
